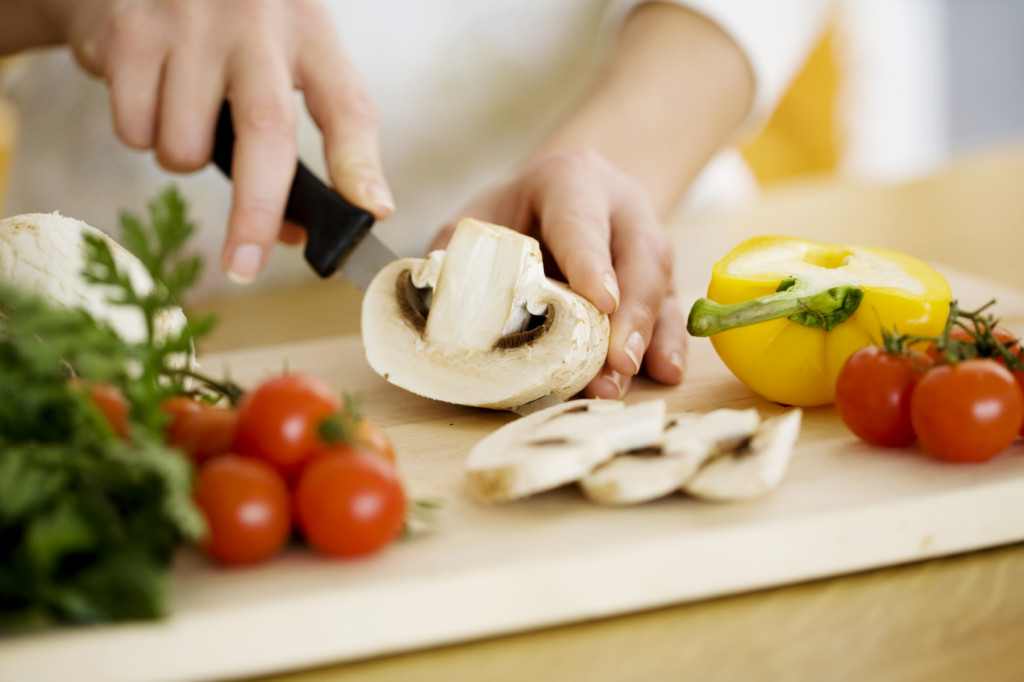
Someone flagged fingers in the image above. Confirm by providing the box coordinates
[155,18,224,172]
[298,25,393,219]
[94,5,167,150]
[532,151,621,315]
[81,0,390,283]
[602,200,674,381]
[219,45,297,282]
[644,287,688,384]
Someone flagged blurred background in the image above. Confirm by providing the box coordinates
[743,0,1024,187]
[1,0,1023,217]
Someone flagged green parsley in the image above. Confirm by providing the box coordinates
[0,187,211,630]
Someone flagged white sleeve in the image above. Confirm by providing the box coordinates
[602,0,834,134]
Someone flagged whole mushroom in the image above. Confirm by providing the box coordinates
[0,211,186,343]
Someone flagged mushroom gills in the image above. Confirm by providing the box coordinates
[580,408,761,506]
[361,218,610,410]
[466,399,666,504]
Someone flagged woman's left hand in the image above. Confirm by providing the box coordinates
[430,146,687,399]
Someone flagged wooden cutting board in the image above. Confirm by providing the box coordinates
[4,266,1024,682]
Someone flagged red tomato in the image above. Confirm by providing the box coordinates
[194,455,291,566]
[910,359,1024,463]
[1016,371,1024,436]
[835,346,931,447]
[161,395,204,424]
[233,374,341,479]
[82,382,130,439]
[295,448,406,558]
[165,401,240,465]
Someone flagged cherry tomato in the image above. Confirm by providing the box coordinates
[295,448,406,558]
[194,454,291,566]
[233,374,341,479]
[161,395,204,425]
[85,382,130,439]
[925,323,1021,365]
[910,359,1024,463]
[162,398,240,465]
[1016,370,1024,436]
[835,346,931,447]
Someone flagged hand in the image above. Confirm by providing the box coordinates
[430,147,687,399]
[47,0,394,282]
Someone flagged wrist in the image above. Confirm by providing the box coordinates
[533,2,755,215]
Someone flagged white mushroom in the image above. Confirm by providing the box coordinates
[580,408,761,506]
[361,218,610,410]
[0,212,186,344]
[683,409,803,502]
[466,399,666,504]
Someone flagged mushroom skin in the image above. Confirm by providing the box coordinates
[0,212,186,344]
[362,218,610,410]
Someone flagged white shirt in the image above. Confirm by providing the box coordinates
[1,0,829,296]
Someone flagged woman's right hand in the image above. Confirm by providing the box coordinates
[45,0,394,282]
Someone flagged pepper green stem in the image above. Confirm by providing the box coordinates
[687,278,864,337]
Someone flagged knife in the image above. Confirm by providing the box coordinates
[210,102,397,288]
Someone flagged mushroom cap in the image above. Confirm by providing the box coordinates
[0,211,187,344]
[361,220,610,410]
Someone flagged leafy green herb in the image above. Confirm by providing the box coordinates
[0,187,210,630]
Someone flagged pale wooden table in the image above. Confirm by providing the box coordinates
[190,142,1024,682]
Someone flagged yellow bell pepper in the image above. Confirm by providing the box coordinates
[687,235,952,406]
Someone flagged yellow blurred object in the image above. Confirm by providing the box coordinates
[0,97,15,217]
[742,22,842,184]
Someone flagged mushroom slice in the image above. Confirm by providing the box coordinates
[683,409,803,502]
[579,454,694,507]
[361,218,610,410]
[0,212,186,344]
[579,408,761,506]
[466,399,665,504]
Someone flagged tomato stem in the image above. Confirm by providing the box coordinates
[687,278,864,337]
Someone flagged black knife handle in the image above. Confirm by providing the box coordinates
[211,102,376,278]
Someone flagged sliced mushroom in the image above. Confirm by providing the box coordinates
[466,399,666,504]
[683,409,803,502]
[0,212,187,344]
[580,408,761,506]
[361,218,610,410]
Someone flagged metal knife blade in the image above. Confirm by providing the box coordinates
[511,392,566,417]
[211,102,398,289]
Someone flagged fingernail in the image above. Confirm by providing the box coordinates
[226,244,264,284]
[361,181,395,213]
[602,273,620,312]
[624,331,644,375]
[598,371,624,399]
[670,350,685,373]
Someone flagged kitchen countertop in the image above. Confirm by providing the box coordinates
[181,141,1024,682]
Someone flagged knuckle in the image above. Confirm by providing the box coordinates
[236,98,295,137]
[331,90,380,130]
[103,9,162,61]
[235,193,284,231]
